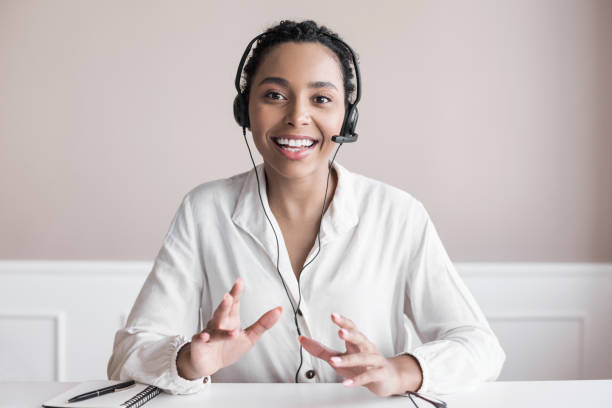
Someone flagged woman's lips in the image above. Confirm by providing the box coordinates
[271,138,318,160]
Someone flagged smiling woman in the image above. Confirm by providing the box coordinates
[251,44,342,162]
[107,20,506,400]
[249,42,345,193]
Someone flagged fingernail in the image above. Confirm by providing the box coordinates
[343,379,354,386]
[340,328,348,337]
[332,312,340,320]
[331,356,341,364]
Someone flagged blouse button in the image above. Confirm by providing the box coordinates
[203,377,209,383]
[305,369,316,379]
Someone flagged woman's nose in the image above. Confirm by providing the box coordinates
[285,98,311,127]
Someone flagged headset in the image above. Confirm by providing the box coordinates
[233,31,361,142]
[233,29,362,383]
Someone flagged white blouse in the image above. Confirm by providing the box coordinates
[107,161,505,396]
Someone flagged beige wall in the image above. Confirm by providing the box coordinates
[1,0,610,261]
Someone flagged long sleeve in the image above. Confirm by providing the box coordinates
[107,194,210,394]
[404,202,506,395]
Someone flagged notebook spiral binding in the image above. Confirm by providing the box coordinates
[120,385,161,408]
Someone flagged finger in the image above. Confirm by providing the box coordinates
[210,293,233,326]
[228,278,243,319]
[338,327,375,352]
[229,277,243,304]
[331,312,357,330]
[330,352,384,369]
[210,328,241,340]
[298,336,341,362]
[245,306,282,343]
[344,367,385,388]
[194,328,237,343]
[191,331,210,343]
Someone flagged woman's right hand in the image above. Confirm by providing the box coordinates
[176,277,282,380]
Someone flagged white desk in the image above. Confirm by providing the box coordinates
[2,380,611,408]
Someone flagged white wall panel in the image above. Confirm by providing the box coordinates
[488,314,584,380]
[0,261,610,382]
[0,312,65,381]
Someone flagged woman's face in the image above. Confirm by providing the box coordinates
[248,41,346,181]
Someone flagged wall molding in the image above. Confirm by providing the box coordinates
[1,260,610,276]
[487,312,587,378]
[0,311,66,381]
[0,260,152,276]
[457,262,612,278]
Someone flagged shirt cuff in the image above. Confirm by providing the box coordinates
[167,335,211,394]
[394,350,430,395]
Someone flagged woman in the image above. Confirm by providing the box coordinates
[108,20,505,398]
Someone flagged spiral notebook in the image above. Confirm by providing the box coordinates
[42,380,162,408]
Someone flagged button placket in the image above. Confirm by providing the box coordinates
[295,304,313,337]
[294,304,319,383]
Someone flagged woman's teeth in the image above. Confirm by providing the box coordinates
[275,138,314,148]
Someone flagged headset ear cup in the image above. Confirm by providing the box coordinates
[233,94,250,128]
[346,106,359,136]
[233,95,244,127]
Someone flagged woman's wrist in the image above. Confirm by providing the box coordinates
[389,354,423,395]
[176,342,200,380]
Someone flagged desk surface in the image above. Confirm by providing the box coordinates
[2,380,611,408]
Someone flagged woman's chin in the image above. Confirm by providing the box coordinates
[264,160,324,181]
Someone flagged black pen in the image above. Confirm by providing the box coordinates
[66,380,136,403]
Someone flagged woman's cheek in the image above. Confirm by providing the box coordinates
[325,117,344,143]
[250,105,277,132]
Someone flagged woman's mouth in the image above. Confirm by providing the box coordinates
[271,137,318,160]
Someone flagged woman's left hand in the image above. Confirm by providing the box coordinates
[298,312,422,397]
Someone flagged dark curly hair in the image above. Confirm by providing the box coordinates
[241,20,357,110]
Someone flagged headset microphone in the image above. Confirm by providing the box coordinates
[331,134,358,143]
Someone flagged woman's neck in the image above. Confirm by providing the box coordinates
[264,163,338,224]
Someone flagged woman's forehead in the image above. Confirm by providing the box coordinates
[253,42,343,88]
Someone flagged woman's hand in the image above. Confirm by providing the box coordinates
[298,313,423,397]
[177,277,282,379]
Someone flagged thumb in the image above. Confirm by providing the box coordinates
[245,306,282,344]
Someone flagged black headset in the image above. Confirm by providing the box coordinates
[233,29,362,383]
[233,31,361,143]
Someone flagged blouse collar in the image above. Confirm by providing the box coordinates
[231,161,359,264]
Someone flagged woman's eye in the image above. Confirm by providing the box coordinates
[263,91,332,104]
[264,91,285,100]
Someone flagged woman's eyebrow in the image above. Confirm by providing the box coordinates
[309,80,338,91]
[258,76,338,91]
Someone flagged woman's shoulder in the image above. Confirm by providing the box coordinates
[181,167,252,211]
[343,168,432,239]
[345,166,426,214]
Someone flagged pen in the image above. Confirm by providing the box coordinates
[66,380,136,403]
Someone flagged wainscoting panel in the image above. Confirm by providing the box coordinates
[487,314,585,380]
[457,263,612,380]
[0,261,610,382]
[0,312,65,381]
